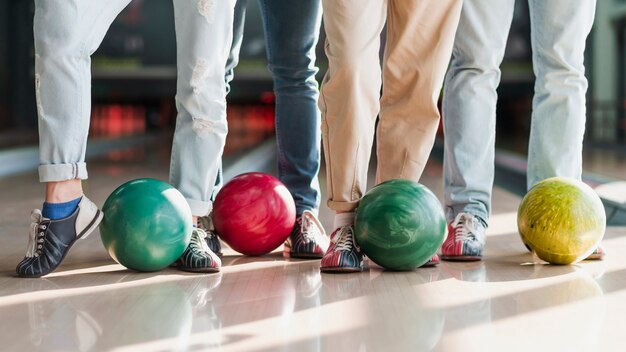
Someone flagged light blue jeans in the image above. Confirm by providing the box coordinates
[34,0,236,216]
[220,0,323,215]
[442,0,596,224]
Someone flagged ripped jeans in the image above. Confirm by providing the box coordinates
[34,0,236,216]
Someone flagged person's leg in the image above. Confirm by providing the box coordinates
[442,0,515,225]
[224,0,248,96]
[258,0,328,258]
[318,0,387,272]
[17,0,132,278]
[36,0,131,188]
[376,0,461,266]
[376,0,461,184]
[440,0,515,261]
[198,0,249,257]
[170,0,236,217]
[527,0,603,260]
[526,0,596,188]
[170,0,237,272]
[319,0,385,213]
[210,0,247,200]
[259,0,322,215]
[211,0,248,196]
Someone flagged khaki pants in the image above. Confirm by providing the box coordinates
[319,0,462,212]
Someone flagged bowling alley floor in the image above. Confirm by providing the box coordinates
[1,143,626,352]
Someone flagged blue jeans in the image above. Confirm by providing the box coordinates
[442,0,596,223]
[221,0,323,215]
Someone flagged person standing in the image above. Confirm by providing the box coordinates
[440,0,602,260]
[199,0,329,259]
[318,0,462,272]
[16,0,236,277]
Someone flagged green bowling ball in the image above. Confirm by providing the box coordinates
[100,178,192,271]
[355,179,447,270]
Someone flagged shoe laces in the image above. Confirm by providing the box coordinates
[191,228,213,254]
[300,210,324,243]
[26,210,48,258]
[331,226,359,252]
[451,213,484,243]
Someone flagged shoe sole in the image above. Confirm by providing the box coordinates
[282,245,324,259]
[17,209,103,278]
[320,266,363,273]
[287,252,324,259]
[584,253,604,260]
[440,255,482,262]
[175,267,220,273]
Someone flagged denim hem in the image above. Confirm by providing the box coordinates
[186,198,213,217]
[327,199,359,212]
[446,205,489,226]
[39,162,88,182]
[295,206,319,217]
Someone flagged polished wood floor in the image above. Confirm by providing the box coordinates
[0,147,625,352]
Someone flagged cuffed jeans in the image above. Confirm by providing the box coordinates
[442,0,596,223]
[219,0,323,215]
[320,0,462,212]
[34,0,236,216]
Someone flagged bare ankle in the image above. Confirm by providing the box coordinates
[45,179,83,203]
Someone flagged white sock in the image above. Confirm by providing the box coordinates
[333,212,356,230]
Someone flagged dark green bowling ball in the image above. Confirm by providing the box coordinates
[100,178,192,271]
[355,179,447,270]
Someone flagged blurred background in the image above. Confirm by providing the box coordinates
[0,0,624,181]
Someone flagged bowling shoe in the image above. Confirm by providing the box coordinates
[320,225,363,273]
[172,228,221,273]
[440,213,486,261]
[16,197,103,278]
[197,215,222,256]
[421,254,440,267]
[284,210,330,259]
[586,245,606,260]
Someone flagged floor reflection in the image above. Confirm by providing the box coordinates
[1,243,621,352]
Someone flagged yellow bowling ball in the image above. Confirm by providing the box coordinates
[517,177,606,264]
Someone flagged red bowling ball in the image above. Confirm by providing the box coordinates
[212,172,296,256]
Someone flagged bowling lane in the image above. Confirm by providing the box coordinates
[0,143,625,352]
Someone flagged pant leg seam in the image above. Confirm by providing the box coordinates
[351,141,361,202]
